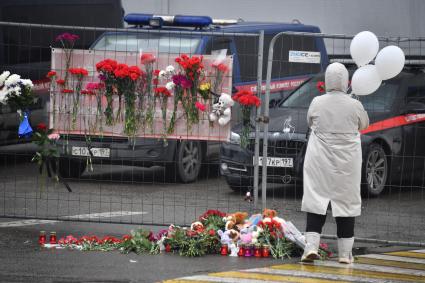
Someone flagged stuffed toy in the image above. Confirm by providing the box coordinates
[218,230,232,245]
[229,242,239,257]
[263,208,277,219]
[209,93,234,126]
[223,212,248,231]
[239,231,253,245]
[190,221,204,232]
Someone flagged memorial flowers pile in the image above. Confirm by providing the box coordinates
[46,209,333,260]
[232,90,261,148]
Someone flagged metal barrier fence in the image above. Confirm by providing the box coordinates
[260,32,425,245]
[0,21,264,226]
[1,21,424,246]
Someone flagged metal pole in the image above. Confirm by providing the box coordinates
[253,30,264,210]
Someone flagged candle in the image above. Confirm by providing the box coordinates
[39,231,46,245]
[49,232,57,244]
[254,244,262,257]
[220,244,228,256]
[262,245,270,257]
[244,245,252,257]
[238,245,245,257]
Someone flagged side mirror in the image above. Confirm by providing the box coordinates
[402,101,425,114]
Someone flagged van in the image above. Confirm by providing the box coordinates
[55,13,329,182]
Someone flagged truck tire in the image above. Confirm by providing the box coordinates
[58,158,86,179]
[176,141,202,183]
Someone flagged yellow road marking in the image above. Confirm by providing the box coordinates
[356,257,425,271]
[210,271,349,283]
[163,280,210,283]
[271,263,425,282]
[386,251,425,259]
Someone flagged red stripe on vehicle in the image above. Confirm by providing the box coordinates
[360,114,425,134]
[235,78,307,94]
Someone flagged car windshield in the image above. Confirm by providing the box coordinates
[92,33,201,54]
[280,76,323,109]
[280,74,399,112]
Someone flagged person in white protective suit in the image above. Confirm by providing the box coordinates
[301,62,369,264]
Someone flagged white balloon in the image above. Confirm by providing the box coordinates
[351,64,382,96]
[375,45,405,80]
[350,31,379,67]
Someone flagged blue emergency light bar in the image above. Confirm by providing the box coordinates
[124,13,213,28]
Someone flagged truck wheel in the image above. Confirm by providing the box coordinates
[362,143,388,196]
[58,158,86,179]
[176,141,202,183]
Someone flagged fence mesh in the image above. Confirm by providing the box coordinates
[1,22,425,245]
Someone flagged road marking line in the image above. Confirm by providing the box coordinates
[411,249,425,254]
[270,263,425,282]
[359,254,425,264]
[0,219,58,228]
[307,259,425,277]
[165,275,272,283]
[209,271,348,283]
[65,211,148,219]
[356,257,425,271]
[385,251,425,259]
[0,211,148,228]
[247,267,405,283]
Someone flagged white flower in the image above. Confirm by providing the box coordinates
[20,79,34,89]
[165,81,175,91]
[158,70,166,78]
[165,65,175,74]
[10,85,21,96]
[5,74,21,87]
[0,89,7,103]
[0,71,10,87]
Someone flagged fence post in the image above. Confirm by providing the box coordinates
[253,30,264,210]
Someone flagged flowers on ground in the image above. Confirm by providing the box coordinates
[232,90,261,148]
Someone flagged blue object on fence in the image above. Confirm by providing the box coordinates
[18,112,33,138]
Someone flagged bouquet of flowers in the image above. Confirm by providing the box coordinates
[174,54,205,129]
[232,90,261,148]
[68,68,88,129]
[31,123,61,193]
[85,82,105,134]
[55,32,79,86]
[96,59,118,126]
[0,71,35,137]
[140,53,157,131]
[113,64,142,137]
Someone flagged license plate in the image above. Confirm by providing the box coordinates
[71,147,110,158]
[254,157,293,167]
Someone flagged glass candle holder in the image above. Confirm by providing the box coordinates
[39,231,46,245]
[165,243,172,252]
[244,245,252,257]
[49,232,57,244]
[238,245,245,257]
[261,245,270,258]
[220,244,228,256]
[254,244,262,257]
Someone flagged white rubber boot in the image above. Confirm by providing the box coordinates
[301,232,321,262]
[338,237,354,264]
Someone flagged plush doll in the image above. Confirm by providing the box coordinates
[223,212,248,231]
[217,230,232,245]
[239,231,253,245]
[229,242,239,257]
[209,93,234,126]
[190,221,204,232]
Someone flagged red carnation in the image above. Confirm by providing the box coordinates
[213,63,228,73]
[36,123,47,131]
[154,87,172,97]
[56,79,65,85]
[316,81,325,93]
[195,101,206,112]
[61,89,73,94]
[140,53,156,64]
[69,67,88,77]
[208,229,216,236]
[46,71,57,79]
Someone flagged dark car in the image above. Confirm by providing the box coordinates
[220,67,425,196]
[54,13,328,182]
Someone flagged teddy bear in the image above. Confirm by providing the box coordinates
[263,208,277,219]
[209,92,234,126]
[223,212,248,231]
[218,229,240,245]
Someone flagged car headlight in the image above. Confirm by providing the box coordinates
[229,131,241,145]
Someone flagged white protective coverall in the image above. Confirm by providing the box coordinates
[301,63,369,217]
